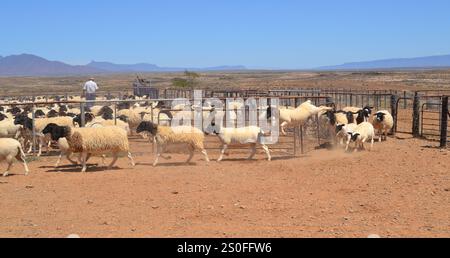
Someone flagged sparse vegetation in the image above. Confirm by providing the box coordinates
[171,70,201,89]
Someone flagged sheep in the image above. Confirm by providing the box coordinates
[279,100,334,135]
[73,113,96,127]
[117,108,143,132]
[335,111,355,125]
[0,119,22,139]
[6,107,22,116]
[343,106,373,124]
[336,123,358,147]
[347,122,375,152]
[0,138,29,177]
[136,121,210,166]
[46,110,59,118]
[97,106,114,120]
[47,130,106,168]
[372,110,394,142]
[14,115,74,156]
[42,124,135,173]
[89,105,107,116]
[206,121,271,162]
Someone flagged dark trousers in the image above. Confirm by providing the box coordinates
[86,93,96,108]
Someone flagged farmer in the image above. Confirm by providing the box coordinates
[83,78,99,108]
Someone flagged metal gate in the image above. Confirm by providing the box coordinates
[394,97,414,134]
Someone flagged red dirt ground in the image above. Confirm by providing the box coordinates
[0,135,449,238]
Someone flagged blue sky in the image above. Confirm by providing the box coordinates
[1,0,450,69]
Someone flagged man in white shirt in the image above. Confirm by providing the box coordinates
[83,78,98,107]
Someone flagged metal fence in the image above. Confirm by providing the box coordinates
[0,96,333,159]
[2,88,448,154]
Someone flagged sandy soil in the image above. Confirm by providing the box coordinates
[0,135,449,238]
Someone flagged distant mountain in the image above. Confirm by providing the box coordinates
[87,61,246,72]
[318,54,450,70]
[0,54,104,76]
[0,54,247,76]
[87,61,164,72]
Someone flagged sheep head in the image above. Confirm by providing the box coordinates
[375,112,386,122]
[349,132,361,142]
[0,112,6,121]
[136,121,158,136]
[42,123,71,141]
[336,124,345,134]
[14,114,33,130]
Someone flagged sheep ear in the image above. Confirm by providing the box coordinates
[347,132,353,135]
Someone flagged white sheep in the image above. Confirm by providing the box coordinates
[0,138,29,177]
[336,123,358,147]
[42,124,135,173]
[347,122,375,152]
[136,122,210,167]
[206,123,271,162]
[0,119,22,139]
[372,110,394,142]
[280,100,334,135]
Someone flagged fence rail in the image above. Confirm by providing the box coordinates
[2,88,449,149]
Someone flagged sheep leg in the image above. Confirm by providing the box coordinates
[80,152,89,173]
[186,147,195,164]
[280,122,288,136]
[370,136,375,151]
[261,144,272,161]
[153,145,163,167]
[361,138,369,151]
[345,137,352,152]
[27,143,33,154]
[354,141,361,153]
[47,140,52,153]
[3,165,12,177]
[37,138,43,157]
[248,143,257,160]
[3,157,13,177]
[128,152,136,167]
[107,153,119,170]
[55,153,63,168]
[201,149,210,163]
[66,153,78,165]
[218,144,228,162]
[17,151,29,176]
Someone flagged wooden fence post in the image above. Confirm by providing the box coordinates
[412,92,421,137]
[80,102,85,128]
[440,96,448,148]
[390,94,398,135]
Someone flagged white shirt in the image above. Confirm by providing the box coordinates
[83,80,98,94]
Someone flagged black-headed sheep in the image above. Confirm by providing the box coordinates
[372,110,394,142]
[42,124,135,173]
[347,122,375,152]
[137,121,210,167]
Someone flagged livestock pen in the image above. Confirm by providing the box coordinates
[1,87,448,161]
